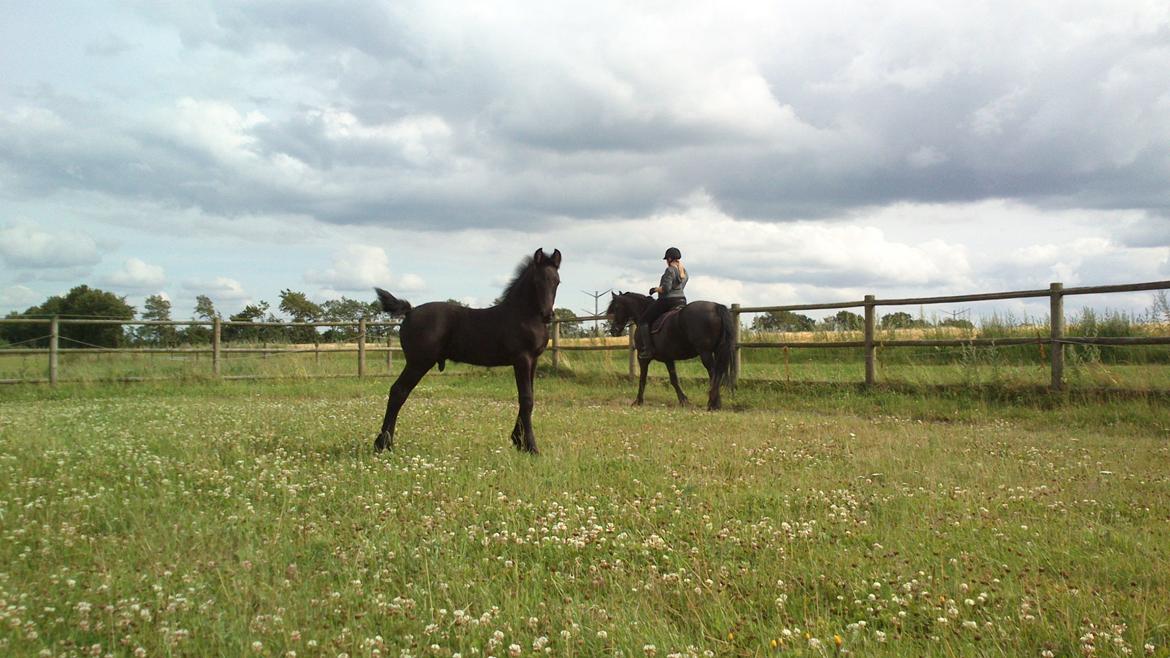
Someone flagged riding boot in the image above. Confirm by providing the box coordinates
[639,329,654,361]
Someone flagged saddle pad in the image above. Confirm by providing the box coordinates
[650,306,683,334]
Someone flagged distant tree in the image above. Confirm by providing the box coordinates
[194,295,219,321]
[322,296,383,341]
[139,294,178,346]
[224,301,280,343]
[880,311,925,330]
[446,298,471,307]
[279,289,322,322]
[279,289,322,342]
[752,310,816,332]
[1151,290,1170,323]
[552,308,585,337]
[823,310,863,332]
[0,285,135,348]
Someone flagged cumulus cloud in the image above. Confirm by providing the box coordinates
[182,276,249,300]
[104,258,166,289]
[0,223,101,269]
[305,245,425,293]
[0,284,39,308]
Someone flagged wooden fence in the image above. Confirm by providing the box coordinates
[0,318,400,385]
[548,279,1170,391]
[3,279,1168,388]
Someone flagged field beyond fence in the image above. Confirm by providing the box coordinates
[2,279,1169,392]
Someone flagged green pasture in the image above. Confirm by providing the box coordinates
[2,368,1168,657]
[3,336,1170,392]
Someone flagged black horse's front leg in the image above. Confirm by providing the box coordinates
[511,359,536,449]
[633,355,650,406]
[665,360,689,406]
[375,361,431,451]
[512,357,538,454]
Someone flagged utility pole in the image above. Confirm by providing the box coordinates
[581,289,612,337]
[942,308,971,325]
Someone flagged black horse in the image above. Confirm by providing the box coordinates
[605,292,734,410]
[373,248,562,453]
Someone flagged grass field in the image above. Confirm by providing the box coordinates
[2,369,1169,657]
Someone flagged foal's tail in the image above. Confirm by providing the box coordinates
[714,303,736,392]
[374,288,412,316]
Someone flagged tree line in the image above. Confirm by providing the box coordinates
[750,309,975,333]
[0,285,592,348]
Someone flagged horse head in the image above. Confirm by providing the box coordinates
[530,248,562,322]
[605,291,649,336]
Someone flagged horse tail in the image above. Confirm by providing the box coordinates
[714,303,736,391]
[374,287,412,316]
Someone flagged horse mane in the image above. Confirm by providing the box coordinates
[497,256,536,305]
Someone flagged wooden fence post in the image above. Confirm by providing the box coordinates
[386,336,393,371]
[1050,282,1064,391]
[730,304,741,387]
[49,316,59,386]
[864,294,876,387]
[627,324,636,378]
[212,318,221,377]
[358,318,367,378]
[551,319,560,373]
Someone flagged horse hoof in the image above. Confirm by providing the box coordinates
[631,399,643,406]
[374,431,393,452]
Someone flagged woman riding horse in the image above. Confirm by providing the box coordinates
[639,247,687,360]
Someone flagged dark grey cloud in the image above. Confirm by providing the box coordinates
[3,0,1169,237]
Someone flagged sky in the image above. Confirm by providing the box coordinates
[1,1,1168,324]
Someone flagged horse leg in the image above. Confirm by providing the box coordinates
[511,359,537,448]
[701,351,721,411]
[513,357,539,454]
[700,351,715,376]
[665,360,689,406]
[375,361,432,451]
[633,357,649,406]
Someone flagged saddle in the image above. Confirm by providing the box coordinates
[650,306,683,334]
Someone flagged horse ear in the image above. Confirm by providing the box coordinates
[533,248,545,264]
[611,291,618,299]
[550,249,561,268]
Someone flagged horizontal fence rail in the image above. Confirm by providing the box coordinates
[545,279,1170,391]
[0,317,401,385]
[3,279,1168,388]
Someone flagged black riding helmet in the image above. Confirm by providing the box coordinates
[663,247,682,261]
